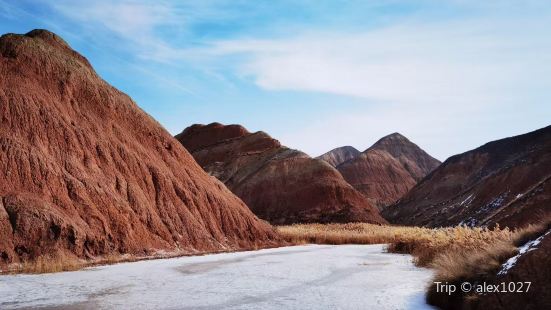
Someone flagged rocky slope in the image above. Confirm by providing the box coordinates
[336,133,440,209]
[383,126,551,228]
[317,146,360,167]
[176,123,386,225]
[0,29,281,266]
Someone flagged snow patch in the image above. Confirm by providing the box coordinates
[498,229,551,276]
[459,194,475,207]
[459,217,478,227]
[477,192,509,216]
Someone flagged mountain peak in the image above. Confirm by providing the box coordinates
[335,145,360,152]
[371,132,409,146]
[317,146,361,167]
[366,132,441,181]
[25,29,71,49]
[175,123,252,152]
[368,132,423,154]
[1,29,93,72]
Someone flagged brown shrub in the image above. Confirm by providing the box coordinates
[277,222,548,275]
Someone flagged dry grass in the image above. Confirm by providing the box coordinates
[3,252,187,274]
[4,252,129,274]
[276,221,548,282]
[16,252,84,274]
[2,244,281,274]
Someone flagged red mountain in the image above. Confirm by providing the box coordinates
[336,133,440,209]
[0,30,281,266]
[176,123,386,225]
[368,133,441,180]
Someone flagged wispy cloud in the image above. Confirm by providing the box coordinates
[206,18,550,106]
[50,1,180,60]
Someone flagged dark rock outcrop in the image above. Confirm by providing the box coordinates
[176,123,386,225]
[0,30,281,265]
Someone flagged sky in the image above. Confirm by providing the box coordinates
[0,0,550,161]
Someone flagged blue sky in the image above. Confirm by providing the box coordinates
[1,0,550,160]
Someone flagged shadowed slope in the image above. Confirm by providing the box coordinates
[383,126,551,228]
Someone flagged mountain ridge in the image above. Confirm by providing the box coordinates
[383,125,551,228]
[176,122,386,225]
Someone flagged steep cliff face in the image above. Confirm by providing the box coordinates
[383,126,551,228]
[336,133,440,209]
[176,123,386,225]
[0,30,281,265]
[317,146,360,167]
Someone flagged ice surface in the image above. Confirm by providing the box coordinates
[0,244,434,309]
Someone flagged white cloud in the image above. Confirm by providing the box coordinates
[207,19,550,106]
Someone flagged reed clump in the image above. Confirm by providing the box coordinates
[276,222,545,280]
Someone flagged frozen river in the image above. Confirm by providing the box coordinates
[0,244,434,309]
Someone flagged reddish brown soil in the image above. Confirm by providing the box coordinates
[0,30,281,266]
[176,123,386,225]
[336,133,440,209]
[383,126,551,228]
[337,149,417,208]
